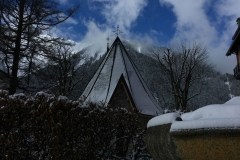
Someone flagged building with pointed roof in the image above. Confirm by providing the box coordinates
[226,17,240,79]
[81,36,162,116]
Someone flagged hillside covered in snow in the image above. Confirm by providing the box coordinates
[0,40,239,111]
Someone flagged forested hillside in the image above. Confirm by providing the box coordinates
[123,42,232,111]
[1,40,237,111]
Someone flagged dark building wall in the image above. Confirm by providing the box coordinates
[109,81,136,113]
[108,80,153,125]
[171,129,240,160]
[147,123,240,160]
[146,124,181,160]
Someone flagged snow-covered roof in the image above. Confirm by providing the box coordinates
[81,37,162,115]
[147,97,240,131]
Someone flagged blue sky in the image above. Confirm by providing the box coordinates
[53,0,240,74]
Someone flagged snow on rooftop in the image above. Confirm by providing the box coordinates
[81,37,161,115]
[147,112,180,128]
[148,97,240,131]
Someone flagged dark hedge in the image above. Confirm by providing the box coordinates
[0,90,149,160]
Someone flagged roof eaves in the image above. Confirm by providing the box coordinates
[226,30,240,56]
[232,26,240,40]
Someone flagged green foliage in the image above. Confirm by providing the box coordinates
[0,91,148,159]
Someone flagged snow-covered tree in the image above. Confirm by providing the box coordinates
[0,90,150,159]
[0,0,77,94]
[152,43,212,111]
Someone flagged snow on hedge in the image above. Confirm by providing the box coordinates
[148,97,240,131]
[147,113,180,128]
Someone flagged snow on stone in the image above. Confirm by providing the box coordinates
[147,112,180,128]
[170,97,240,132]
[171,118,240,132]
[181,104,240,120]
[224,96,240,105]
[147,97,240,131]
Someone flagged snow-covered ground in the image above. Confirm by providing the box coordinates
[147,97,240,132]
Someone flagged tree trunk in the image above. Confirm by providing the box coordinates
[27,52,34,87]
[9,0,25,94]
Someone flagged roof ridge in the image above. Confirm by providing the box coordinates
[81,36,162,115]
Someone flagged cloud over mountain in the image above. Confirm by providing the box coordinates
[159,0,238,73]
[51,0,240,73]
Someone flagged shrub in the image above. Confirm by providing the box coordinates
[0,90,149,159]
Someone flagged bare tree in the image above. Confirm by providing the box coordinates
[0,0,77,94]
[152,44,211,111]
[46,41,85,96]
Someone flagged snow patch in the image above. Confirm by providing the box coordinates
[137,46,141,53]
[225,75,234,98]
[224,96,240,105]
[147,112,180,128]
[9,93,26,100]
[148,97,240,131]
[171,119,240,131]
[170,97,240,132]
[58,95,69,102]
[0,90,8,97]
[35,91,53,98]
[181,104,240,121]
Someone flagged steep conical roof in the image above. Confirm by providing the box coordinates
[81,37,162,115]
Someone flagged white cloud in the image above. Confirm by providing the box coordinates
[72,0,150,56]
[51,0,239,73]
[213,0,240,73]
[73,20,156,57]
[101,0,147,31]
[158,0,239,73]
[46,0,158,62]
[74,21,111,57]
[216,0,240,18]
[215,0,240,42]
[159,0,216,45]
